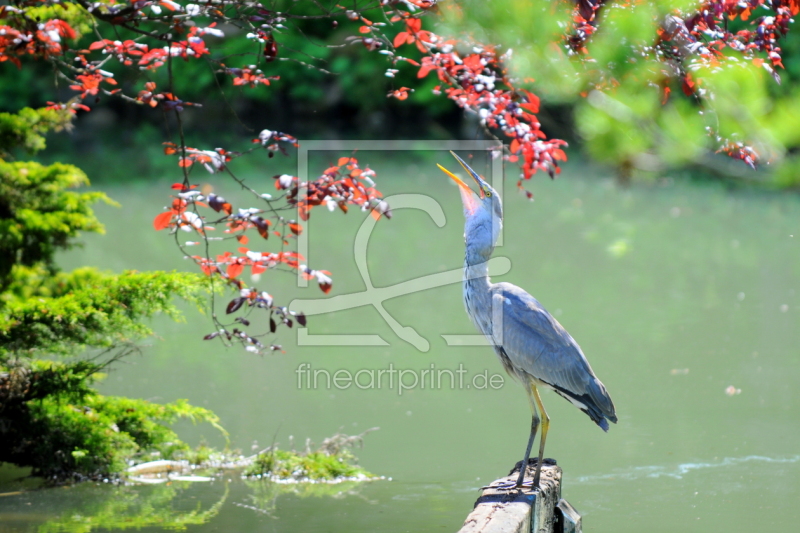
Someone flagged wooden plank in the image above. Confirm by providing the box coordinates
[457,460,561,533]
[555,499,582,533]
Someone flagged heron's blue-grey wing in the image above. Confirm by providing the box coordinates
[491,282,617,428]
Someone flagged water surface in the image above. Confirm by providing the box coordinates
[2,153,798,532]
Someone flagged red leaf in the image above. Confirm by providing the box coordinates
[319,281,332,294]
[681,75,695,96]
[153,211,173,230]
[288,222,302,235]
[393,31,409,48]
[463,55,482,72]
[228,262,244,279]
[520,90,540,111]
[237,235,249,244]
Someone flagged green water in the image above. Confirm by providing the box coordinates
[1,153,799,532]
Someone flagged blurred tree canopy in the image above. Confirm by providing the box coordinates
[2,0,798,186]
[445,0,800,185]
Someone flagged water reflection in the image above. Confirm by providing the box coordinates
[0,481,227,532]
[0,478,390,532]
[236,479,376,516]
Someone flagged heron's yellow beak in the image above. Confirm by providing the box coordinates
[438,163,480,216]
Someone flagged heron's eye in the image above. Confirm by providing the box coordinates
[484,189,492,198]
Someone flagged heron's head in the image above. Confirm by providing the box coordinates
[438,151,503,252]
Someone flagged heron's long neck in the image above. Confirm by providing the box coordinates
[463,240,494,338]
[463,240,493,295]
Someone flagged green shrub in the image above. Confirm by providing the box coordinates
[0,105,217,483]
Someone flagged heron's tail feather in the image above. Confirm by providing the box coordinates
[549,379,617,431]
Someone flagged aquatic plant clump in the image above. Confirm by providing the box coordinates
[245,450,374,482]
[244,431,379,483]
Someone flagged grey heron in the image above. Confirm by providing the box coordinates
[438,152,617,488]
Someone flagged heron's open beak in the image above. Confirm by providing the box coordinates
[438,155,482,216]
[437,153,487,197]
[448,151,487,197]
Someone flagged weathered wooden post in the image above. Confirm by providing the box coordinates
[457,459,582,533]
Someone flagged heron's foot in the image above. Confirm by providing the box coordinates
[509,457,558,477]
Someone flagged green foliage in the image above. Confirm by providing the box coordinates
[0,106,76,157]
[245,449,372,481]
[0,269,205,359]
[244,432,376,482]
[21,2,94,38]
[0,360,227,481]
[773,154,800,188]
[0,96,216,483]
[0,160,113,294]
[245,430,373,481]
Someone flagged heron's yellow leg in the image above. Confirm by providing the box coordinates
[515,378,540,487]
[531,384,551,487]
